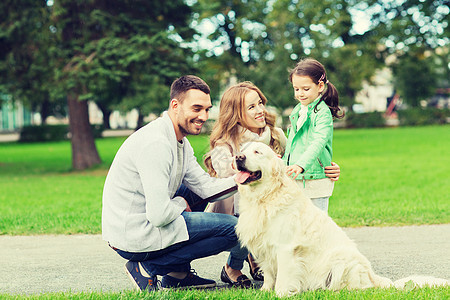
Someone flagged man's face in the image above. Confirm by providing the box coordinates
[174,89,212,140]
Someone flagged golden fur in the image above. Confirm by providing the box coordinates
[235,142,447,296]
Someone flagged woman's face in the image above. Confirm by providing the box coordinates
[292,75,324,106]
[242,90,266,133]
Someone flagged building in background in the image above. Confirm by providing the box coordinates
[0,94,33,131]
[353,67,395,113]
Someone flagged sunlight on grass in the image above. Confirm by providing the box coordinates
[0,285,449,299]
[0,125,449,234]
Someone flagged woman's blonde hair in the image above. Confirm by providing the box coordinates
[204,81,284,177]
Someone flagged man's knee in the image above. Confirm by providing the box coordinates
[219,214,239,245]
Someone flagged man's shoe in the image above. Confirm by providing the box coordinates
[161,269,216,289]
[125,261,158,291]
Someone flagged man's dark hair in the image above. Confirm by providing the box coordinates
[170,75,210,102]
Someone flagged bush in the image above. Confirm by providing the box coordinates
[345,111,385,128]
[19,124,104,142]
[397,108,450,126]
[91,124,105,139]
[19,125,68,142]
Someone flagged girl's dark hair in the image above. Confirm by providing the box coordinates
[289,58,344,119]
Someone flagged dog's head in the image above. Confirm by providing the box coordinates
[234,142,285,186]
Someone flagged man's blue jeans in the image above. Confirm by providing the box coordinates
[114,185,247,276]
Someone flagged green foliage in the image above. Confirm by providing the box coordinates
[345,111,385,128]
[0,0,54,115]
[392,50,438,107]
[194,0,385,111]
[50,0,198,118]
[397,108,450,126]
[193,0,449,113]
[19,124,104,142]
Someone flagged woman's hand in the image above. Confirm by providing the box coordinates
[325,162,340,181]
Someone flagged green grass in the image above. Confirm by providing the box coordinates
[1,285,449,299]
[330,125,450,227]
[0,125,449,235]
[1,126,449,298]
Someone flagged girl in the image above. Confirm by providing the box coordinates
[283,58,344,212]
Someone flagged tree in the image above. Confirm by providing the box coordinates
[0,0,57,123]
[1,1,198,169]
[193,0,449,115]
[359,0,449,106]
[48,0,196,169]
[193,0,384,115]
[392,49,437,107]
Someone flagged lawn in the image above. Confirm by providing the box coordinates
[1,285,449,300]
[0,125,449,299]
[0,125,449,235]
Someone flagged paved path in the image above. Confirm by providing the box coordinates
[1,224,449,295]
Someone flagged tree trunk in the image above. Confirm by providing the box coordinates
[40,99,51,124]
[67,94,101,170]
[135,110,144,131]
[96,101,111,129]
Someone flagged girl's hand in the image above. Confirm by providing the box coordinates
[325,162,340,181]
[286,165,303,179]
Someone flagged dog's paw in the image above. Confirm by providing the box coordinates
[275,288,295,297]
[260,284,273,291]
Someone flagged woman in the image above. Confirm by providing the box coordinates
[204,81,340,287]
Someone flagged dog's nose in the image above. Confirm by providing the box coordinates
[235,153,246,162]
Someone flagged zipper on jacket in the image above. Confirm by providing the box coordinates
[317,158,324,169]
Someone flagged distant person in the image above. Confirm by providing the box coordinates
[283,58,344,212]
[102,75,240,291]
[204,81,341,287]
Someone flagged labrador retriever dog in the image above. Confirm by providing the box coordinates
[234,142,447,296]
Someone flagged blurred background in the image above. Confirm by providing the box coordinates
[0,0,448,168]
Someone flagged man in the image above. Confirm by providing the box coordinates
[102,75,239,291]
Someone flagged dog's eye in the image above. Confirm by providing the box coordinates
[254,150,260,154]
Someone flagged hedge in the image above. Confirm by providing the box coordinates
[19,124,104,142]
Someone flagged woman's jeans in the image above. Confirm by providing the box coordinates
[114,185,247,276]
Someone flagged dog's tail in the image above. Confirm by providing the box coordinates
[393,275,449,288]
[324,260,393,290]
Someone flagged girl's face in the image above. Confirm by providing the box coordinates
[242,90,266,133]
[292,75,325,106]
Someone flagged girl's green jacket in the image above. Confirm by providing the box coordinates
[282,97,333,181]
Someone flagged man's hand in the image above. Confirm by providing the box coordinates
[286,165,303,179]
[183,199,192,212]
[325,162,340,181]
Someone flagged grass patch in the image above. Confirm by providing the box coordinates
[1,286,449,299]
[330,126,450,226]
[0,125,449,235]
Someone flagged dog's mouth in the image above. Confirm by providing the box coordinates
[236,168,262,185]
